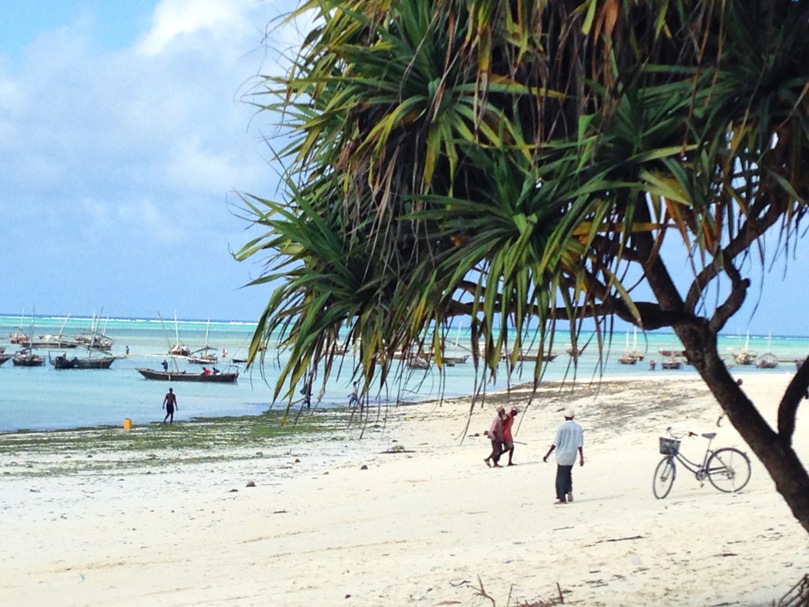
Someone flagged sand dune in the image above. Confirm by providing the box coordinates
[1,373,807,606]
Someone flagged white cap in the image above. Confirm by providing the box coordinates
[564,408,575,419]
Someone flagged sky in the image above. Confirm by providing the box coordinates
[0,1,806,335]
[0,0,303,322]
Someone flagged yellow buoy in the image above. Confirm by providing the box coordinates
[123,418,133,430]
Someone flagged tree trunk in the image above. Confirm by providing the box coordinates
[675,324,809,534]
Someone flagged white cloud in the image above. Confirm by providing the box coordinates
[136,0,255,57]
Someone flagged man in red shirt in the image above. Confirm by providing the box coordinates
[502,407,519,466]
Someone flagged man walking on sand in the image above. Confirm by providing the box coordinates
[162,387,178,424]
[543,408,584,504]
[484,406,507,468]
[502,407,519,466]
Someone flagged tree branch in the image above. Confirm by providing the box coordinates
[778,357,809,444]
[707,253,750,334]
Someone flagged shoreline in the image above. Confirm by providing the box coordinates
[2,373,808,606]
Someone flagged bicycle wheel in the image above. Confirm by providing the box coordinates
[653,456,676,499]
[706,447,751,493]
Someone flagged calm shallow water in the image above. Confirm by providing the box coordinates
[0,314,805,432]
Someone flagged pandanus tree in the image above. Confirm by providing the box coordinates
[236,0,809,531]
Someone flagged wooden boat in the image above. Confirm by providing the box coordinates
[9,331,28,345]
[661,359,683,370]
[441,354,469,364]
[733,351,756,365]
[0,345,5,354]
[188,352,217,364]
[75,333,114,350]
[515,350,558,362]
[421,351,469,365]
[32,316,77,349]
[50,352,116,369]
[0,352,12,366]
[187,322,218,364]
[406,356,430,370]
[566,345,585,359]
[12,349,45,367]
[75,310,115,350]
[619,331,645,365]
[31,335,79,349]
[136,368,239,383]
[658,348,685,357]
[732,332,756,365]
[755,353,778,369]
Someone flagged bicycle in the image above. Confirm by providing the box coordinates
[652,427,752,499]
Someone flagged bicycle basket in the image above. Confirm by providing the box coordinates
[659,437,681,455]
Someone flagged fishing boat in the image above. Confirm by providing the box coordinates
[50,351,116,369]
[619,328,645,363]
[660,358,683,370]
[136,367,239,383]
[75,311,115,351]
[406,356,430,370]
[755,335,779,369]
[515,349,558,362]
[9,331,28,345]
[12,349,45,367]
[187,320,218,364]
[0,352,12,366]
[566,345,585,359]
[732,332,756,365]
[32,335,79,349]
[31,315,78,349]
[756,353,778,369]
[187,349,217,364]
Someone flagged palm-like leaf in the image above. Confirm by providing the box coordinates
[239,0,809,407]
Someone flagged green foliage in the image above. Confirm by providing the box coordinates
[237,0,809,405]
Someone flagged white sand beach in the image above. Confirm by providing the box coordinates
[1,373,808,606]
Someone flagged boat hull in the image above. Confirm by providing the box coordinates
[137,368,238,383]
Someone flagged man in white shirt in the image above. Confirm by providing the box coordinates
[543,408,584,504]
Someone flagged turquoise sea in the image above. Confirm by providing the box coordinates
[0,314,806,433]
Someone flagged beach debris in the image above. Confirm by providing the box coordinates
[776,573,809,606]
[592,535,645,545]
[472,576,566,606]
[360,464,368,470]
[228,488,238,493]
[245,480,256,488]
[382,444,412,454]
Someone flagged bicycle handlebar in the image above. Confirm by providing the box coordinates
[666,426,698,439]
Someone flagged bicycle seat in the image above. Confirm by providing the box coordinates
[702,432,717,439]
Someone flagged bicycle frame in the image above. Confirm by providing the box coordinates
[670,433,717,478]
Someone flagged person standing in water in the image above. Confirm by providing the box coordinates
[162,387,178,424]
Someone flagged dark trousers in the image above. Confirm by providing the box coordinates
[555,464,573,500]
[488,439,502,464]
